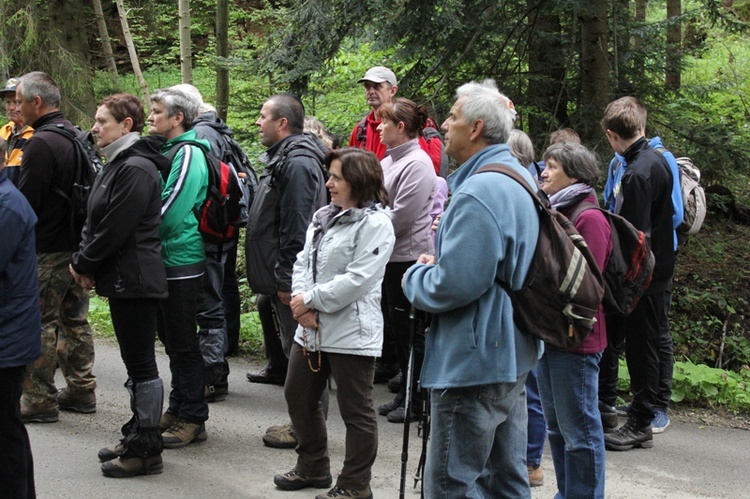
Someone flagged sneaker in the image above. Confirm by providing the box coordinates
[615,403,631,417]
[98,442,126,462]
[20,402,59,424]
[386,406,420,424]
[57,388,97,413]
[273,468,332,491]
[651,409,671,434]
[162,420,208,449]
[101,455,163,478]
[159,411,179,432]
[204,384,228,403]
[373,362,399,384]
[527,464,544,487]
[599,401,618,433]
[387,372,402,394]
[263,422,297,449]
[604,417,653,451]
[316,485,373,499]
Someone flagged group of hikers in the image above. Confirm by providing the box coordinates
[0,65,683,499]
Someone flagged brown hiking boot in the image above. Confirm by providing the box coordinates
[273,468,332,491]
[262,422,297,449]
[21,401,59,424]
[57,388,97,414]
[528,464,544,487]
[159,412,179,432]
[98,442,126,462]
[162,420,207,449]
[101,455,163,478]
[315,485,373,499]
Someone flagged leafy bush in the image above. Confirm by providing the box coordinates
[616,358,750,413]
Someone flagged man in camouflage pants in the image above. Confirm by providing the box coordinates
[16,71,96,423]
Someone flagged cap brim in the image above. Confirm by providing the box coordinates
[357,77,387,84]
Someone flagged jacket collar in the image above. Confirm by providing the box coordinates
[385,138,420,162]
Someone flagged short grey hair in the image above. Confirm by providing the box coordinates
[18,71,61,108]
[151,87,200,129]
[542,142,600,188]
[455,79,516,144]
[508,129,535,167]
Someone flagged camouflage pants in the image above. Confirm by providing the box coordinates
[22,251,96,410]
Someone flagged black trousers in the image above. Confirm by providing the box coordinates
[157,276,208,424]
[109,298,160,382]
[382,261,425,408]
[258,294,288,374]
[0,365,36,498]
[599,291,673,425]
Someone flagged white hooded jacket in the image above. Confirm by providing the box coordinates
[292,202,395,356]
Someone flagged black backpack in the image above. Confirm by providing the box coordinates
[221,134,258,227]
[476,164,605,350]
[165,141,244,246]
[570,201,655,316]
[36,124,103,238]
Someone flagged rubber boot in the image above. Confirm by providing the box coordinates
[98,378,138,462]
[101,378,165,478]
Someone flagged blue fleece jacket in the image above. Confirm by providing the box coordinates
[403,144,541,389]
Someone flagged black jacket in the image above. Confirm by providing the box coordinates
[245,133,328,294]
[618,137,676,294]
[17,111,80,252]
[71,135,169,299]
[193,111,232,160]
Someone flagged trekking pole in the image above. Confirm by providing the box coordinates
[414,391,430,496]
[399,305,417,499]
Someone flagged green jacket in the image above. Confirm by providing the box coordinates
[159,129,209,277]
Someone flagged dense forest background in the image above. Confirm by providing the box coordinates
[3,0,750,394]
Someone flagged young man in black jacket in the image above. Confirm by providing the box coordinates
[600,96,676,451]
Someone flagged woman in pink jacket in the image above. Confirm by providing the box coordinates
[375,98,436,423]
[537,142,613,498]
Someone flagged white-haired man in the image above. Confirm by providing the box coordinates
[402,80,541,497]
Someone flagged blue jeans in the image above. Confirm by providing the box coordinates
[526,368,546,467]
[537,350,605,499]
[426,375,530,499]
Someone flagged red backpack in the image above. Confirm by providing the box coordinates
[165,142,244,246]
[570,202,655,316]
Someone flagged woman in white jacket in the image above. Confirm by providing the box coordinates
[273,148,395,499]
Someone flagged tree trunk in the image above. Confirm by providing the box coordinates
[92,0,118,82]
[666,0,682,90]
[527,2,568,150]
[216,0,229,121]
[116,0,149,103]
[634,0,648,82]
[579,0,610,144]
[179,0,193,84]
[48,0,96,122]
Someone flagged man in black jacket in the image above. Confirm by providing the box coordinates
[600,96,676,451]
[16,71,97,423]
[246,94,328,448]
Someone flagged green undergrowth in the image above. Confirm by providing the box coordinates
[89,295,265,356]
[617,358,750,413]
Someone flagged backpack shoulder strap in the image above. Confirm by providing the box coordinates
[475,163,542,207]
[568,201,600,224]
